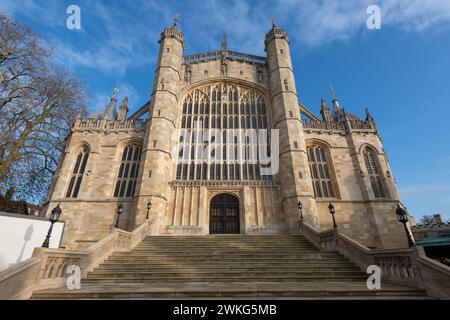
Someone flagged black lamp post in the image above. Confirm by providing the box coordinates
[146,201,152,220]
[328,203,337,229]
[115,203,124,228]
[42,204,62,248]
[298,201,303,220]
[396,204,415,247]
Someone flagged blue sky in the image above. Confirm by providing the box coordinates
[1,0,450,221]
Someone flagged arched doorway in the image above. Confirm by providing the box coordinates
[209,194,240,234]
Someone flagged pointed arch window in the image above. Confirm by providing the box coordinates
[177,83,271,181]
[114,144,142,198]
[363,147,387,198]
[66,146,90,198]
[307,145,336,198]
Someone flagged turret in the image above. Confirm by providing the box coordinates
[265,20,319,230]
[117,97,129,122]
[320,99,331,122]
[132,17,185,232]
[102,97,118,121]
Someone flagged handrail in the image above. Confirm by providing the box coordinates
[0,221,150,300]
[298,220,450,299]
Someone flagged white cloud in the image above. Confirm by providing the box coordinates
[3,0,450,71]
[0,0,65,28]
[52,41,136,75]
[274,0,450,46]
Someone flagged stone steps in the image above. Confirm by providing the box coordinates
[32,282,431,300]
[87,272,366,278]
[106,257,347,263]
[100,261,355,266]
[32,235,430,299]
[96,265,359,271]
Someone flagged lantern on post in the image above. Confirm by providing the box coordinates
[115,203,124,228]
[298,201,303,220]
[146,201,152,220]
[42,204,62,248]
[395,204,415,248]
[328,203,337,229]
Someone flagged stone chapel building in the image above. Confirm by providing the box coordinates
[41,20,409,250]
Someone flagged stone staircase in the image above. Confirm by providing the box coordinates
[32,235,431,299]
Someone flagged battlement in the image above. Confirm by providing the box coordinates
[183,50,267,65]
[302,119,376,134]
[73,118,146,132]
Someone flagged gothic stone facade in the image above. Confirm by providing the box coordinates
[42,22,409,250]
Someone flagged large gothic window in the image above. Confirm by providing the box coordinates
[307,145,336,198]
[363,147,387,198]
[66,146,90,198]
[114,144,142,198]
[177,83,271,181]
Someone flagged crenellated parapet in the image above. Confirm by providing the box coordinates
[183,50,267,65]
[349,119,376,131]
[159,18,184,46]
[303,120,346,133]
[72,118,146,133]
[302,118,376,134]
[264,26,289,46]
[169,180,280,188]
[303,87,378,136]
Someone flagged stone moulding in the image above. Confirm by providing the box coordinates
[302,120,346,132]
[73,119,146,133]
[264,27,290,45]
[0,221,150,300]
[169,180,280,188]
[349,119,375,131]
[160,27,184,44]
[298,220,450,300]
[302,120,377,135]
[183,50,268,65]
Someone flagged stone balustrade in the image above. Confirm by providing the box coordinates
[349,119,375,131]
[183,50,267,65]
[169,180,279,188]
[298,219,450,299]
[302,120,346,133]
[73,119,146,132]
[302,119,377,134]
[0,221,150,300]
[297,220,338,251]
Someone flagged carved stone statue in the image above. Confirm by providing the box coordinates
[257,70,263,83]
[184,66,192,84]
[221,62,227,77]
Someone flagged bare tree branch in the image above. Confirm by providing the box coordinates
[0,14,86,204]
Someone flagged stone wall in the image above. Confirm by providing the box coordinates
[180,58,269,90]
[41,121,145,249]
[41,23,410,251]
[163,182,284,235]
[303,126,407,248]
